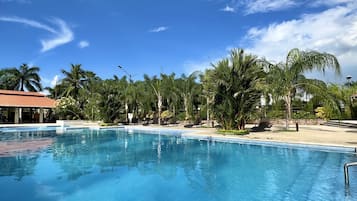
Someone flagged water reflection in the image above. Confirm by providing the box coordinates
[0,154,39,180]
[0,129,356,201]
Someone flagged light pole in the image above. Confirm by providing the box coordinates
[345,75,353,119]
[118,65,132,82]
[118,65,133,124]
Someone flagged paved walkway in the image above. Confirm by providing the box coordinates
[134,124,357,149]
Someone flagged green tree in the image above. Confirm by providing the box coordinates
[0,69,16,89]
[210,49,264,130]
[55,96,82,120]
[200,69,215,125]
[3,64,42,91]
[61,64,88,99]
[161,73,179,120]
[98,79,123,123]
[144,74,163,125]
[176,72,201,122]
[267,48,340,129]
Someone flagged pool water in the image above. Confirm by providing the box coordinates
[0,129,356,201]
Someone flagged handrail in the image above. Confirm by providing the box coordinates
[344,162,357,186]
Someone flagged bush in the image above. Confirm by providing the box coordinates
[293,111,316,119]
[100,122,117,126]
[217,129,249,135]
[267,110,285,119]
[55,97,82,120]
[315,106,332,120]
[176,112,186,121]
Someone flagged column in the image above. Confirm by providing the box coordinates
[19,108,22,123]
[39,108,44,123]
[14,108,19,124]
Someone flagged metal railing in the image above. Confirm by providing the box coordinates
[344,162,357,186]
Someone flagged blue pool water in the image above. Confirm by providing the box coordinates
[0,128,356,201]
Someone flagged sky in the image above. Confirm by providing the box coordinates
[1,0,357,88]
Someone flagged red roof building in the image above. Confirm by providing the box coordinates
[0,90,56,124]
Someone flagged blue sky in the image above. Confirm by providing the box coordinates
[1,0,357,87]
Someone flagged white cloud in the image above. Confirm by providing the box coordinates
[40,18,74,52]
[310,0,354,7]
[221,5,235,12]
[149,26,168,33]
[78,40,89,48]
[184,56,225,74]
[41,74,59,93]
[184,60,212,74]
[50,75,59,87]
[244,0,297,14]
[243,3,357,79]
[0,16,74,52]
[0,16,56,33]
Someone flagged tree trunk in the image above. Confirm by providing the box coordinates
[158,94,162,125]
[184,96,189,122]
[125,102,128,123]
[206,96,210,126]
[284,92,292,130]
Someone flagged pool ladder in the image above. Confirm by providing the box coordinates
[344,162,357,186]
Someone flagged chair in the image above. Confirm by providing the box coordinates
[250,120,272,132]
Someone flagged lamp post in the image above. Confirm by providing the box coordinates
[118,65,133,123]
[118,65,132,82]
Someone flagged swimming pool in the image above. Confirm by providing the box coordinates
[0,128,356,201]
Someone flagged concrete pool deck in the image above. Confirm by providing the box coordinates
[128,124,357,150]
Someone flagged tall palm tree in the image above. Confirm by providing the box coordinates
[61,64,88,99]
[144,74,163,125]
[210,48,265,130]
[200,69,215,126]
[3,64,42,91]
[267,48,340,129]
[161,73,179,118]
[176,72,201,122]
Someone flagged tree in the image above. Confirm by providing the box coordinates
[98,79,123,123]
[200,69,215,126]
[267,48,340,129]
[210,49,265,130]
[3,64,42,91]
[161,73,178,118]
[144,74,163,125]
[55,97,82,120]
[61,64,88,99]
[0,69,16,89]
[176,72,201,122]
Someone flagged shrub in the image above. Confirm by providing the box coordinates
[217,129,249,135]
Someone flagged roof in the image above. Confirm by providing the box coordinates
[0,90,56,108]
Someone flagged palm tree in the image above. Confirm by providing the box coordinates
[176,72,201,122]
[200,69,215,126]
[267,48,340,129]
[61,64,88,99]
[3,64,42,91]
[144,74,163,125]
[161,73,179,120]
[210,48,265,130]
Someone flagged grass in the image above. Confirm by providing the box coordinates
[217,129,250,135]
[99,122,118,126]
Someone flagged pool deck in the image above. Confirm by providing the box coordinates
[127,124,357,151]
[1,122,357,151]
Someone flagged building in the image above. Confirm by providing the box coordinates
[0,90,56,124]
